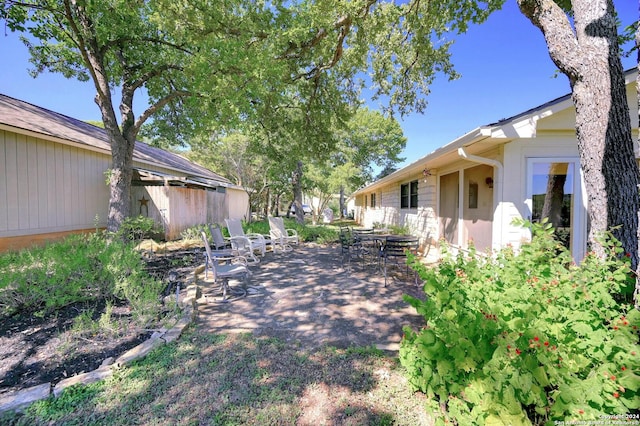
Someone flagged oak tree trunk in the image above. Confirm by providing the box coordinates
[518,0,640,306]
[292,160,305,224]
[106,132,136,233]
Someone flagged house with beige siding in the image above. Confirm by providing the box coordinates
[352,69,639,261]
[0,94,249,252]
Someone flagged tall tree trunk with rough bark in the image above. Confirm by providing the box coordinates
[636,4,640,307]
[292,160,305,224]
[97,82,138,233]
[105,133,135,232]
[518,0,640,305]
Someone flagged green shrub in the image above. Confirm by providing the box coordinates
[115,215,162,242]
[180,223,210,241]
[245,218,339,244]
[296,224,338,244]
[0,232,164,323]
[244,219,271,236]
[400,219,639,425]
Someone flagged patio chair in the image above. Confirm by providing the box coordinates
[380,236,419,287]
[208,223,232,250]
[225,218,271,257]
[268,216,299,252]
[229,235,261,264]
[201,231,250,301]
[352,227,378,262]
[339,226,365,269]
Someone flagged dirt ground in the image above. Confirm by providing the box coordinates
[0,242,428,398]
[196,242,428,353]
[0,247,202,397]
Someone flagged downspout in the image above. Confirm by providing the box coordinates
[457,148,504,250]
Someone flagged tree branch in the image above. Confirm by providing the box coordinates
[517,0,583,78]
[128,64,185,92]
[61,0,119,128]
[133,90,192,134]
[284,0,376,80]
[100,36,193,58]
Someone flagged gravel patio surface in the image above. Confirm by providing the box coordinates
[195,243,427,353]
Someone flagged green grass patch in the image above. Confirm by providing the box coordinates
[7,330,434,425]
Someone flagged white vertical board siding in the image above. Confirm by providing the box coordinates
[357,173,438,251]
[226,188,249,221]
[37,138,49,227]
[16,134,29,229]
[63,146,72,226]
[206,189,226,224]
[137,185,170,232]
[167,187,208,240]
[5,133,19,230]
[131,185,244,240]
[54,141,65,227]
[27,138,39,228]
[0,130,111,237]
[71,147,82,225]
[0,131,7,231]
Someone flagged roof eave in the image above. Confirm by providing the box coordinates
[353,126,494,196]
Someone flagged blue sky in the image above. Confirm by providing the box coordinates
[0,0,636,168]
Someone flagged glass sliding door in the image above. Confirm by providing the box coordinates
[526,158,585,259]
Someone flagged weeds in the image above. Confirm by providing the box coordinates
[0,231,165,326]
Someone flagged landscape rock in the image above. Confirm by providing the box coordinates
[114,335,165,368]
[0,383,51,413]
[53,366,113,397]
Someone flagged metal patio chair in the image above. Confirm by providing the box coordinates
[380,236,420,286]
[201,231,250,301]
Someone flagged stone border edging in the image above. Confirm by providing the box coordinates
[0,265,205,415]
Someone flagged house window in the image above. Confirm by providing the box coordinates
[401,184,409,208]
[371,193,376,207]
[410,180,418,208]
[401,180,419,209]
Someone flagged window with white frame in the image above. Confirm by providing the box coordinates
[371,193,376,207]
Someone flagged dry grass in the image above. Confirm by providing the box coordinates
[6,329,435,425]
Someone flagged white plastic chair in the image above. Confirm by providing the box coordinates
[268,216,299,252]
[225,218,271,257]
[229,235,261,264]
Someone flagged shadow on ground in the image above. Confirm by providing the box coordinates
[196,243,427,353]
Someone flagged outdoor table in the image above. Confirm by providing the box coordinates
[353,233,418,269]
[349,232,381,266]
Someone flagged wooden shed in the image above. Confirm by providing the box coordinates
[0,94,248,252]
